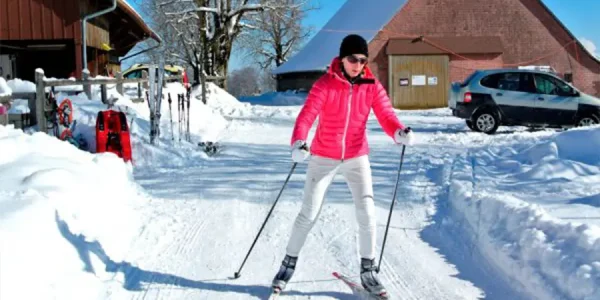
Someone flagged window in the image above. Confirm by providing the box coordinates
[564,73,573,83]
[519,73,537,93]
[481,73,521,91]
[124,70,142,79]
[480,74,500,89]
[552,76,574,95]
[533,74,573,95]
[534,74,556,94]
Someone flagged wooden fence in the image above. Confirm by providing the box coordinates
[3,68,225,134]
[35,69,185,133]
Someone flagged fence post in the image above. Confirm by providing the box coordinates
[83,69,92,100]
[138,70,148,101]
[142,70,149,89]
[116,71,123,94]
[101,84,107,104]
[201,70,207,104]
[35,69,46,133]
[148,66,157,144]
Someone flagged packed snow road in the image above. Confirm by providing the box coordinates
[106,105,548,299]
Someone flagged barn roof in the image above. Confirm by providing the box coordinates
[272,0,407,75]
[274,0,599,76]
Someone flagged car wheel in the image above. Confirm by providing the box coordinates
[576,114,600,127]
[466,120,479,132]
[473,109,500,134]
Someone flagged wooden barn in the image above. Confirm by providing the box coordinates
[273,0,600,109]
[0,0,160,82]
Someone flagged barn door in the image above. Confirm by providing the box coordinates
[389,55,449,109]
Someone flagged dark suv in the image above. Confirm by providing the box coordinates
[449,68,600,134]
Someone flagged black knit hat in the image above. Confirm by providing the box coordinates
[339,34,369,59]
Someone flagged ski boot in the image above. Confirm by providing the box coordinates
[360,258,389,299]
[271,255,297,293]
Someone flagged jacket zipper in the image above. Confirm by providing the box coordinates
[341,83,353,162]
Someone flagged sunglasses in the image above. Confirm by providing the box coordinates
[346,55,368,64]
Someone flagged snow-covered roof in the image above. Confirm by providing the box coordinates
[118,0,162,43]
[273,0,407,75]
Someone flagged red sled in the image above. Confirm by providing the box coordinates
[96,110,132,162]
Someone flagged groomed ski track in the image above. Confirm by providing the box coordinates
[103,106,532,299]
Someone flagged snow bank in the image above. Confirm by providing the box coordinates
[192,82,300,122]
[239,90,307,106]
[50,81,225,168]
[0,76,12,97]
[0,125,148,300]
[0,71,240,168]
[1,73,290,168]
[449,126,600,300]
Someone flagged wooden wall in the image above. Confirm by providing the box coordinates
[389,55,450,109]
[0,0,81,40]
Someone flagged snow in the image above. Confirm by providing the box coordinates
[272,0,407,75]
[0,76,12,97]
[7,77,36,93]
[7,99,30,114]
[448,125,600,300]
[239,90,307,106]
[0,125,147,300]
[2,75,600,300]
[53,81,229,168]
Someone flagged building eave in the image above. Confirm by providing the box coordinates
[117,0,162,44]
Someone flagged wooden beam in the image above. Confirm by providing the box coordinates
[43,75,184,87]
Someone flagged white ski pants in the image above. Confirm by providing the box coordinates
[286,154,376,259]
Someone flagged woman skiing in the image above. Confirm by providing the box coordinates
[272,34,414,297]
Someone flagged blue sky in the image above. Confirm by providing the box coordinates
[542,0,600,57]
[128,0,599,70]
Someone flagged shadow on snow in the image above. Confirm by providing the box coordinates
[55,211,354,299]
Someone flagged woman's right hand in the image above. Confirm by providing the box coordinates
[291,140,309,163]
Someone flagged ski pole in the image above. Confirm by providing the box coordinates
[186,93,191,142]
[178,94,182,143]
[377,144,406,273]
[233,162,298,279]
[168,94,174,141]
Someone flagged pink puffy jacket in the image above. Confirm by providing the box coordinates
[291,57,406,161]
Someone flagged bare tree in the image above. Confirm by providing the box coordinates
[133,0,203,84]
[226,66,261,98]
[157,0,282,89]
[260,67,276,92]
[237,0,317,70]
